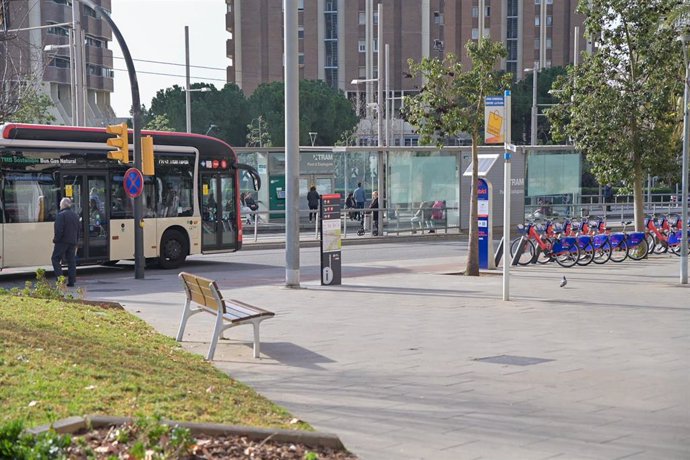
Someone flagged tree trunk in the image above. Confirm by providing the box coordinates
[465,137,480,276]
[632,157,645,232]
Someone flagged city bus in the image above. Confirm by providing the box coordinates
[0,123,260,270]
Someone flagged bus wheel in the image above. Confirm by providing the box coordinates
[159,230,188,269]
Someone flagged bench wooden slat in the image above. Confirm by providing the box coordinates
[228,298,274,315]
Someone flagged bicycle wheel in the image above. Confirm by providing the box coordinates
[609,239,628,262]
[654,237,668,254]
[536,239,553,264]
[510,238,536,265]
[555,244,580,268]
[645,233,655,254]
[592,239,612,264]
[576,243,594,266]
[627,238,649,261]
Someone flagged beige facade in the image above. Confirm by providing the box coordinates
[1,0,115,125]
[225,0,586,97]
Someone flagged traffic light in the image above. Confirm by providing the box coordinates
[141,135,155,176]
[106,122,129,164]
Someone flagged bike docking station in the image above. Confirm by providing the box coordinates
[320,194,342,285]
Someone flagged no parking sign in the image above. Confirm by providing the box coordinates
[123,167,144,199]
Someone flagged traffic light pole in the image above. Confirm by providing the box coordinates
[83,0,145,279]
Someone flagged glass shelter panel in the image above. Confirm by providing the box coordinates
[388,151,459,231]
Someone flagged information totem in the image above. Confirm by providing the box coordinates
[477,178,495,270]
[320,194,342,285]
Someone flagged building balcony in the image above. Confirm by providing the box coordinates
[87,74,114,92]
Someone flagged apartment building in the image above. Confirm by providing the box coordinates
[0,0,115,126]
[225,0,586,95]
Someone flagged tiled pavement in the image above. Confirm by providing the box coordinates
[82,252,690,460]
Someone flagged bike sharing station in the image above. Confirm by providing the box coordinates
[320,193,342,285]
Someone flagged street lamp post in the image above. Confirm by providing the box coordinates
[680,33,689,284]
[183,87,211,133]
[351,78,380,145]
[525,63,539,146]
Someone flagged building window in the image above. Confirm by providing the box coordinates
[358,10,378,25]
[87,64,113,78]
[434,11,444,25]
[298,0,304,10]
[86,35,106,48]
[358,40,366,52]
[298,53,304,65]
[472,7,478,17]
[325,0,337,12]
[547,15,552,26]
[472,28,478,40]
[507,17,518,39]
[298,26,304,39]
[49,56,71,68]
[47,22,69,37]
[546,37,552,49]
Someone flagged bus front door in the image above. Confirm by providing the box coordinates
[63,174,109,263]
[200,173,236,252]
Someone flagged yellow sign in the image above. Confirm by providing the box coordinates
[202,184,209,196]
[484,96,505,144]
[65,185,73,197]
[487,111,503,137]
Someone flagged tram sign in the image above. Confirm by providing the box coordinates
[123,167,144,199]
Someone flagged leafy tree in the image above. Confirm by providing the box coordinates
[547,0,683,231]
[9,86,55,124]
[247,79,358,146]
[142,111,174,131]
[510,66,566,145]
[147,83,250,146]
[246,115,272,147]
[403,39,511,276]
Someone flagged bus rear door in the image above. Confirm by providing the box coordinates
[200,172,236,251]
[62,174,109,263]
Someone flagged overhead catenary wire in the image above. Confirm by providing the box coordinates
[112,67,226,82]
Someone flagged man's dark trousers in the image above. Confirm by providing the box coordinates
[52,243,76,285]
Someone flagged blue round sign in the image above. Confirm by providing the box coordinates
[123,167,144,199]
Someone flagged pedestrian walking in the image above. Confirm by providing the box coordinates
[307,185,320,222]
[604,183,613,212]
[353,182,366,222]
[51,197,80,287]
[369,191,379,236]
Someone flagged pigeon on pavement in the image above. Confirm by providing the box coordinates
[559,276,567,288]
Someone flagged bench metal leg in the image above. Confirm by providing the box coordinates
[176,299,192,342]
[207,314,225,360]
[252,320,261,358]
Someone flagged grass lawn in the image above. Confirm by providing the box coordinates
[0,295,308,431]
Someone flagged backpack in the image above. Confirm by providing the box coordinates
[431,200,444,220]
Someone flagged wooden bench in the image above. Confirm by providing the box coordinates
[176,272,274,360]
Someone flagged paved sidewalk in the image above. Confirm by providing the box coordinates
[82,253,689,460]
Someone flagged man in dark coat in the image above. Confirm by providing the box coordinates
[307,185,320,222]
[52,197,80,286]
